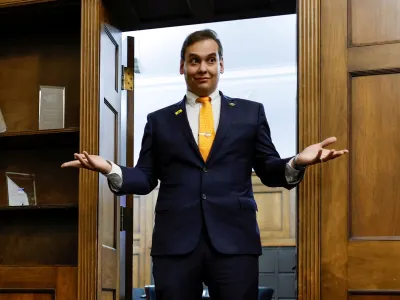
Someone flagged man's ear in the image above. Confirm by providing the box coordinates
[179,60,184,75]
[220,58,224,74]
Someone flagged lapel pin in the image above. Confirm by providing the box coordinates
[229,102,235,107]
[175,109,183,115]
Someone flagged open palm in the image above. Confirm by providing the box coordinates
[61,151,112,174]
[296,137,348,166]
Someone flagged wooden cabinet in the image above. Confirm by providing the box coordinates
[0,1,133,299]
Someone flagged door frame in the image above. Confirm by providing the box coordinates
[297,0,322,299]
[78,0,322,298]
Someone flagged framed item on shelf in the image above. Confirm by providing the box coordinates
[39,85,65,130]
[0,105,6,133]
[5,172,37,206]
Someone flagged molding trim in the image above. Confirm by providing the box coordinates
[0,0,54,7]
[297,0,321,299]
[78,0,101,299]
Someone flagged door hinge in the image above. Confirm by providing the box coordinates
[120,206,133,232]
[122,65,134,91]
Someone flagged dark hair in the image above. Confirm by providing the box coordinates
[180,29,223,61]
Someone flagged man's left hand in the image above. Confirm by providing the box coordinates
[295,137,348,166]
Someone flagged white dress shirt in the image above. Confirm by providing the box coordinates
[105,89,303,191]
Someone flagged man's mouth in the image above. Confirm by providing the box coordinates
[195,77,210,82]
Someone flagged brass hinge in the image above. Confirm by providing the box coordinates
[122,66,134,91]
[120,206,133,232]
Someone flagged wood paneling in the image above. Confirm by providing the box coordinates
[350,295,400,300]
[78,0,102,299]
[252,174,296,246]
[0,267,77,299]
[348,241,400,290]
[0,294,53,300]
[350,0,400,46]
[316,0,400,299]
[350,74,400,238]
[348,44,400,73]
[132,190,157,288]
[297,0,321,298]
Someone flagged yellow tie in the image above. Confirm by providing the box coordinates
[196,97,215,161]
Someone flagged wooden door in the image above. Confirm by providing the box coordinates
[98,22,125,300]
[321,0,400,299]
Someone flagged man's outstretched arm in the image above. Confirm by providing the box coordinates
[61,113,158,196]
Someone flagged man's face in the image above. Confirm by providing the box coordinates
[180,39,224,97]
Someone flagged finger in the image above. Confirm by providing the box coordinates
[83,151,96,166]
[323,150,348,161]
[325,149,336,160]
[320,137,337,148]
[317,148,324,163]
[75,153,94,170]
[61,160,82,168]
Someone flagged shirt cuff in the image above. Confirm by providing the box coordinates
[285,158,304,184]
[104,160,123,190]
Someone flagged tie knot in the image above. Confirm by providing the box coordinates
[196,97,211,104]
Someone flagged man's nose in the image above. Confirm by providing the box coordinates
[198,61,207,72]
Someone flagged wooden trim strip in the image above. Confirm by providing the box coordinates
[0,0,54,8]
[348,43,400,73]
[78,0,101,299]
[0,267,56,289]
[297,0,321,299]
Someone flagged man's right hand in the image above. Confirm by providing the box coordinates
[61,151,112,174]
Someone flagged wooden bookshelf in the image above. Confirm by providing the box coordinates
[0,1,81,298]
[0,0,133,298]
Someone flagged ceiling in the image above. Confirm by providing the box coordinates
[103,0,297,31]
[0,0,296,34]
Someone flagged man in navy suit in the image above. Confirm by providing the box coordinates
[62,29,348,300]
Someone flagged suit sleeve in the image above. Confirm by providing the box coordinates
[109,113,158,195]
[252,103,300,190]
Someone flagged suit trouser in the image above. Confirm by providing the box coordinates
[152,226,259,300]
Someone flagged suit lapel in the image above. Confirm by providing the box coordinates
[206,92,234,164]
[173,97,203,160]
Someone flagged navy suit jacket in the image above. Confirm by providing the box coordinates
[112,91,301,256]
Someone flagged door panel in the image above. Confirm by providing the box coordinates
[132,188,158,288]
[350,0,400,46]
[350,74,400,238]
[252,173,296,246]
[99,23,122,300]
[321,0,400,298]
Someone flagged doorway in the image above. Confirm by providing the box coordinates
[122,14,299,300]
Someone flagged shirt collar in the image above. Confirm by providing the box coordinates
[186,89,220,107]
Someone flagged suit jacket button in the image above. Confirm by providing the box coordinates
[202,194,207,200]
[203,167,208,172]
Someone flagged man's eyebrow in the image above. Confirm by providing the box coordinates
[187,52,217,58]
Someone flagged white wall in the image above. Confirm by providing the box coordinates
[123,15,297,165]
[123,14,296,76]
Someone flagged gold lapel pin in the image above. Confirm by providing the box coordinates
[229,102,235,107]
[175,109,183,115]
